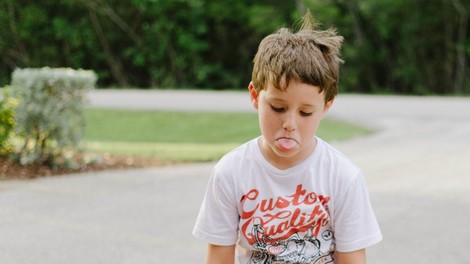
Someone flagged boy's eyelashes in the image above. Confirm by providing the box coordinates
[270,105,313,116]
[271,105,285,113]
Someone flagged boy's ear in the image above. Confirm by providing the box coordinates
[322,98,334,118]
[248,82,259,110]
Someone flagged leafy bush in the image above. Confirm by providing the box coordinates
[0,87,16,154]
[10,67,97,167]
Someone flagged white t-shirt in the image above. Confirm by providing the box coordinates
[193,137,382,263]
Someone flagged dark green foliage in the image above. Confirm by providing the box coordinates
[308,0,470,94]
[0,0,469,94]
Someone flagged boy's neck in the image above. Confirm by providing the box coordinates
[258,136,318,170]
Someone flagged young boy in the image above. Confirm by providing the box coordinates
[193,11,382,264]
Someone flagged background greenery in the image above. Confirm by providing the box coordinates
[83,109,371,162]
[1,0,469,94]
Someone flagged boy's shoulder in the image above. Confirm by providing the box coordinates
[316,137,362,181]
[317,138,356,163]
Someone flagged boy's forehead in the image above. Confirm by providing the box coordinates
[264,80,324,97]
[266,77,322,92]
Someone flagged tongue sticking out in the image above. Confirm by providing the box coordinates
[277,138,297,150]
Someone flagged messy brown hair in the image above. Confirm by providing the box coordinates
[251,11,344,103]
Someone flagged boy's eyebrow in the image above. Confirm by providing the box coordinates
[268,97,287,103]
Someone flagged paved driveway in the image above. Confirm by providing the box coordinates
[1,90,469,263]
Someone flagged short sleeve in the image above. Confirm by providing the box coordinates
[333,171,382,252]
[192,167,240,246]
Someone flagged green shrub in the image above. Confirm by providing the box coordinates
[0,87,16,154]
[10,67,97,167]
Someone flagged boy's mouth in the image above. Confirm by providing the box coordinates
[276,138,298,150]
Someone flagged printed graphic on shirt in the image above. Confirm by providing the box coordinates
[240,184,334,264]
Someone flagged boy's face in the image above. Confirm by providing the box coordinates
[249,79,333,169]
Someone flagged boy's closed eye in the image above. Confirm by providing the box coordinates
[271,105,285,113]
[271,105,313,117]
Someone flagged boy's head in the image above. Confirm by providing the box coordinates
[251,11,344,104]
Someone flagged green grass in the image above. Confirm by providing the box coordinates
[83,108,371,162]
[85,109,260,144]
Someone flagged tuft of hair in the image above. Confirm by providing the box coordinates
[251,10,344,103]
[299,9,318,31]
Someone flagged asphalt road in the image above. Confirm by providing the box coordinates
[1,90,469,263]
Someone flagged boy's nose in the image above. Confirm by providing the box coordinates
[282,114,296,131]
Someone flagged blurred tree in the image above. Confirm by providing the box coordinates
[307,0,470,94]
[198,0,298,89]
[0,0,468,93]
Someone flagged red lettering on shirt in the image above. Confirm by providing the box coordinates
[240,184,330,245]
